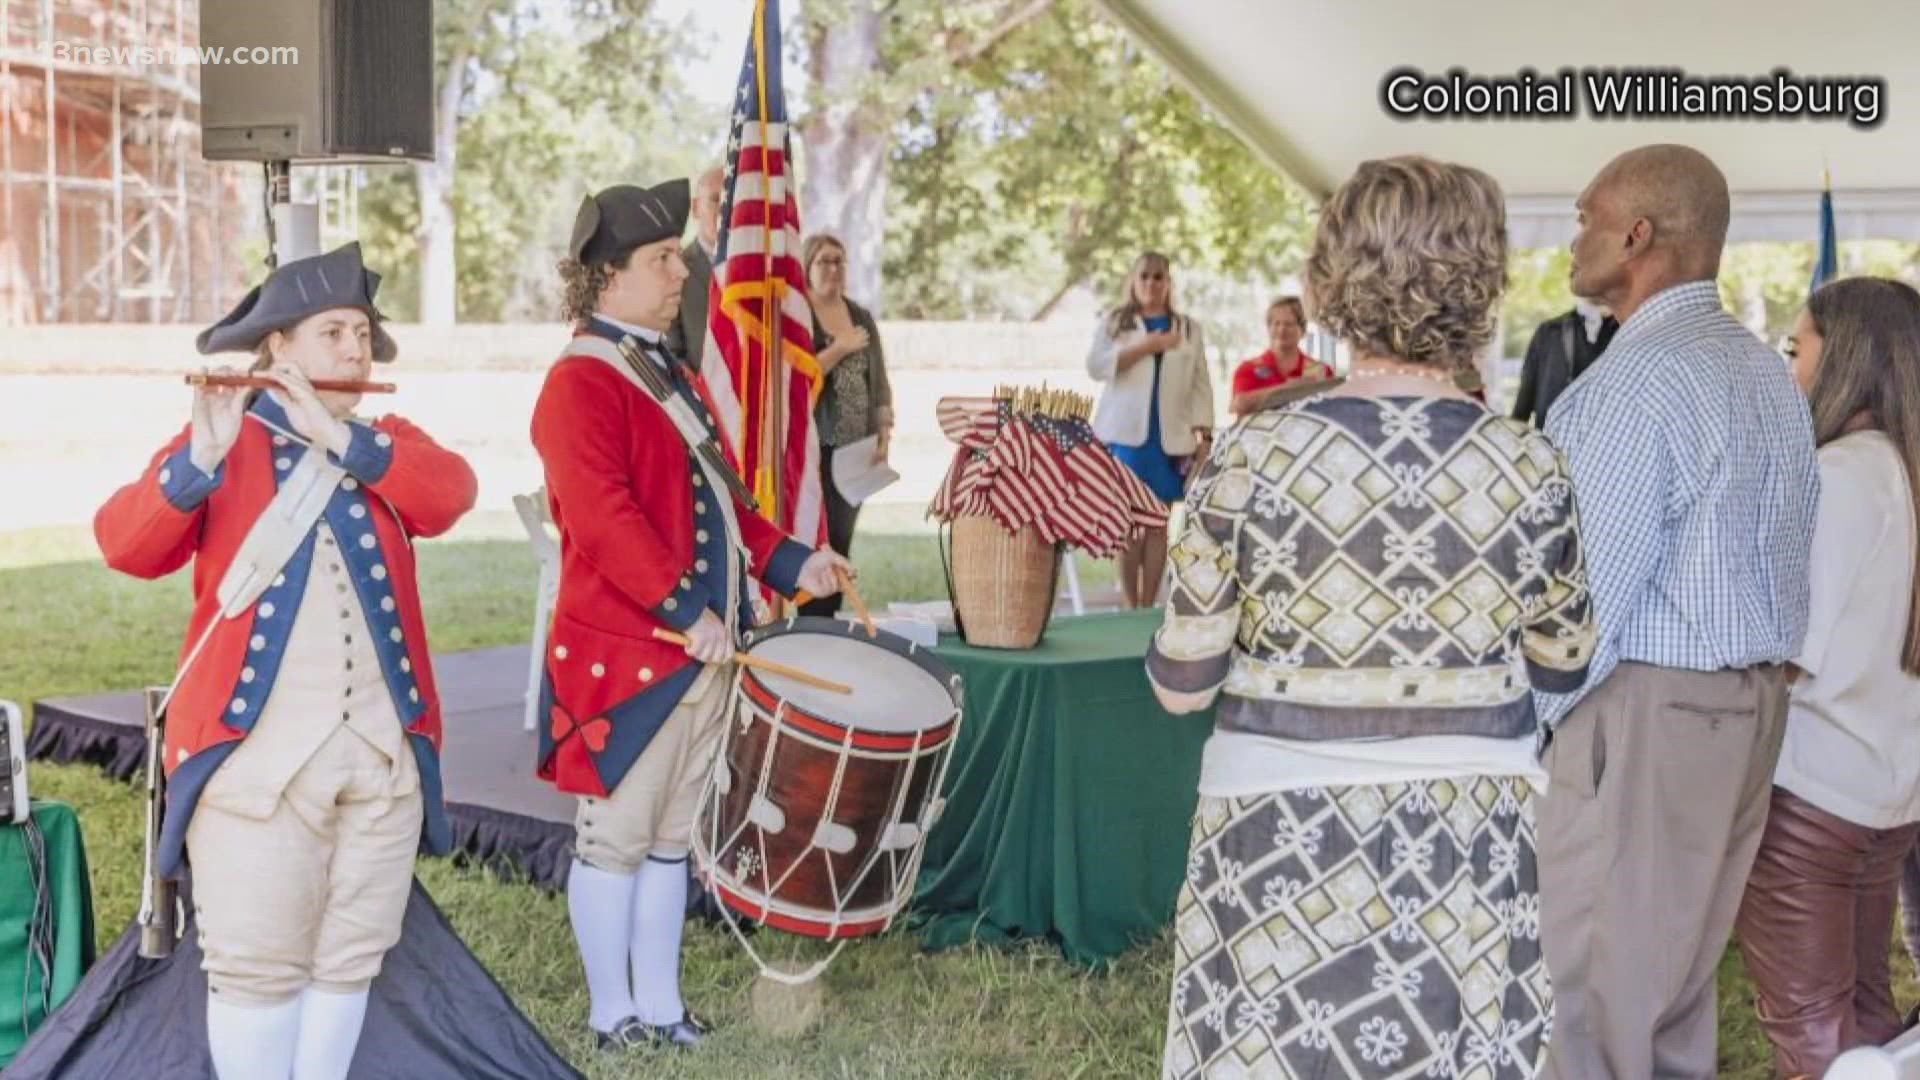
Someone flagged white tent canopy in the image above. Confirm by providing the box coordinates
[1093,0,1920,248]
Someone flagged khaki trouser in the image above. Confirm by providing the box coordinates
[187,724,422,1005]
[574,663,731,875]
[1538,661,1788,1080]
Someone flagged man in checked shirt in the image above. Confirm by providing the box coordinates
[1535,145,1819,1080]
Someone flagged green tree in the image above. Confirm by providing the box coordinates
[799,0,1313,322]
[1503,241,1920,357]
[799,0,1063,309]
[361,0,705,323]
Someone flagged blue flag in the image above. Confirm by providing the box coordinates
[1811,172,1837,296]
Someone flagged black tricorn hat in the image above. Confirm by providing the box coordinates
[568,179,691,267]
[196,242,397,363]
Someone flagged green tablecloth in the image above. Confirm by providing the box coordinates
[0,801,95,1068]
[913,611,1213,967]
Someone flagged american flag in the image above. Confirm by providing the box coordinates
[931,397,1168,559]
[700,0,824,548]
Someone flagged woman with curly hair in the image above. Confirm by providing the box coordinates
[1148,156,1595,1079]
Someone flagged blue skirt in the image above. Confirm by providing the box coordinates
[1106,353,1185,503]
[1110,440,1184,504]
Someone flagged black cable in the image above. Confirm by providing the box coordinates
[261,162,279,272]
[17,816,52,1039]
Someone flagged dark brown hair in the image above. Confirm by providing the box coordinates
[558,250,630,324]
[1804,276,1920,673]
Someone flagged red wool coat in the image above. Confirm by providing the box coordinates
[93,398,476,874]
[530,330,810,797]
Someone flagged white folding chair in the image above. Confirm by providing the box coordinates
[512,489,562,733]
[1058,551,1086,616]
[0,700,26,823]
[1828,1025,1920,1079]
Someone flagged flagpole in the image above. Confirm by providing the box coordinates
[753,0,782,528]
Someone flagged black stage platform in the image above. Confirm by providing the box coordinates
[27,645,578,891]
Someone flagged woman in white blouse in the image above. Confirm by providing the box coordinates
[1086,252,1215,608]
[1735,276,1920,1079]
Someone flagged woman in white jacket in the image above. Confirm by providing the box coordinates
[1087,251,1215,608]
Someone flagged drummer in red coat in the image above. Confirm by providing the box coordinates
[93,242,477,1080]
[532,178,851,1051]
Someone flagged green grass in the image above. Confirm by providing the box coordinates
[1,518,1910,1078]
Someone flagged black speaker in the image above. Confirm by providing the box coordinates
[200,0,434,163]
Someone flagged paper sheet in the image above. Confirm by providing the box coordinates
[831,435,900,506]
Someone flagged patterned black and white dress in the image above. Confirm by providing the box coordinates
[1147,395,1595,1079]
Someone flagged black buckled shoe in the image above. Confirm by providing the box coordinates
[636,1011,710,1049]
[592,1016,653,1051]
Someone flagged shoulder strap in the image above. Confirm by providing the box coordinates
[562,334,760,534]
[563,336,716,453]
[215,446,346,618]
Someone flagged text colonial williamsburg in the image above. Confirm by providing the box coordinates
[1382,67,1884,129]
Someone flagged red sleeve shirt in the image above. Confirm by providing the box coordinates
[1232,350,1331,397]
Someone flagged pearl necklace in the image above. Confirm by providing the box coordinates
[1349,364,1457,385]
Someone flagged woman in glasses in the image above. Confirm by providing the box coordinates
[1087,251,1216,608]
[798,232,893,617]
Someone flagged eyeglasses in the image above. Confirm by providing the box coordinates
[1138,271,1167,281]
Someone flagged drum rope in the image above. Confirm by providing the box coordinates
[752,698,784,905]
[819,723,857,936]
[697,663,753,880]
[693,668,846,985]
[873,724,932,935]
[689,639,969,988]
[893,703,968,920]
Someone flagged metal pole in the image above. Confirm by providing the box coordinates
[42,0,57,319]
[1,0,13,322]
[266,158,289,272]
[265,159,317,267]
[111,76,123,320]
[173,69,187,321]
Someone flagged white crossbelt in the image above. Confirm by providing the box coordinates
[563,335,748,637]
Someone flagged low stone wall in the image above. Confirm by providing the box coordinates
[1,323,1519,534]
[0,321,1102,374]
[0,322,1139,533]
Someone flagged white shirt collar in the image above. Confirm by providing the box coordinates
[1574,298,1607,344]
[595,313,664,344]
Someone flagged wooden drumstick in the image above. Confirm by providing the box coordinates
[838,567,876,638]
[650,629,853,696]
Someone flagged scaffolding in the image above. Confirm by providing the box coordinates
[0,0,261,324]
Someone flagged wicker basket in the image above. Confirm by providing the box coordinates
[949,515,1058,649]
